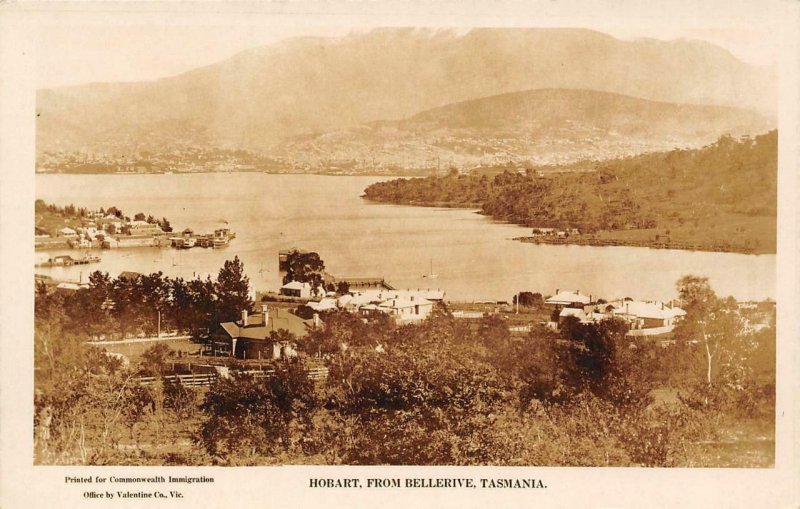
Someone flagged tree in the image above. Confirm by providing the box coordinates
[517,337,575,405]
[140,343,173,376]
[158,217,173,233]
[200,360,318,462]
[134,212,146,221]
[476,314,511,351]
[322,339,507,465]
[215,256,252,323]
[139,272,169,335]
[514,291,544,309]
[282,251,325,292]
[567,318,629,393]
[674,276,744,386]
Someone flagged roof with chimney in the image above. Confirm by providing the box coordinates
[220,309,316,340]
[378,297,433,310]
[609,300,685,320]
[546,290,591,305]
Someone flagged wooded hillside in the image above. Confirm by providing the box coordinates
[363,131,777,253]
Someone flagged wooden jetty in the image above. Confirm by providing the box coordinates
[335,277,396,290]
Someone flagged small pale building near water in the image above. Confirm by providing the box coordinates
[280,281,313,299]
[375,296,433,323]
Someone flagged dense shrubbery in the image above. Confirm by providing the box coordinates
[34,266,775,466]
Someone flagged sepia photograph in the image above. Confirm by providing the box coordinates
[28,17,784,470]
[0,6,796,505]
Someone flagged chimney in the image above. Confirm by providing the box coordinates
[241,309,248,327]
[556,288,559,295]
[313,313,320,328]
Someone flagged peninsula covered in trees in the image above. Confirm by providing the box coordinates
[363,131,777,254]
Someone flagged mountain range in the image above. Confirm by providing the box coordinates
[36,27,776,167]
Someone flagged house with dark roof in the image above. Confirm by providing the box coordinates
[208,305,319,360]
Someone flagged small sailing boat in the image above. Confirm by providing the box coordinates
[422,259,438,279]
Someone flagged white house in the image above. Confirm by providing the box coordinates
[546,289,592,307]
[608,300,686,335]
[280,281,312,299]
[58,227,78,238]
[375,296,433,323]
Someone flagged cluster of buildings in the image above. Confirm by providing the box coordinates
[278,285,446,323]
[35,148,288,175]
[35,208,234,251]
[326,289,445,322]
[530,227,581,239]
[545,289,686,336]
[216,287,446,361]
[35,211,170,250]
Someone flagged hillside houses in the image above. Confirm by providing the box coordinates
[34,201,180,251]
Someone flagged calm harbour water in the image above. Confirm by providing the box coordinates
[35,173,775,302]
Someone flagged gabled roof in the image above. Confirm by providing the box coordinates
[281,281,311,291]
[220,309,316,340]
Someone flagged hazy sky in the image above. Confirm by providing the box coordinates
[34,21,780,89]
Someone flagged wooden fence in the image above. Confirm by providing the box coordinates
[135,366,329,387]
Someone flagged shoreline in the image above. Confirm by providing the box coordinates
[361,198,774,256]
[512,236,772,256]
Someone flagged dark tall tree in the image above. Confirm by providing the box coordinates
[215,256,252,323]
[283,251,326,292]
